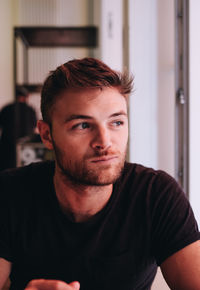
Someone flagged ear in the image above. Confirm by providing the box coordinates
[37,120,53,150]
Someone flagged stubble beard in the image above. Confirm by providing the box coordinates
[53,142,126,186]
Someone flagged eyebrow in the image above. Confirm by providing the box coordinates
[64,115,93,123]
[65,110,127,123]
[110,111,128,118]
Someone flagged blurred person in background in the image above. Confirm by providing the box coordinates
[0,86,37,170]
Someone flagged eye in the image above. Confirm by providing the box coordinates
[73,122,90,130]
[112,120,124,126]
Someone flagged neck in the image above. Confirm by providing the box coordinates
[53,169,113,223]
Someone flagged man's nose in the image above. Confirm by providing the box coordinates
[91,126,112,151]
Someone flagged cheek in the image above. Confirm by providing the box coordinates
[117,128,128,145]
[56,135,89,155]
[51,125,89,157]
[112,135,128,153]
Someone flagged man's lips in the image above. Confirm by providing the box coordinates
[90,156,118,163]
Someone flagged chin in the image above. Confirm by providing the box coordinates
[83,165,124,186]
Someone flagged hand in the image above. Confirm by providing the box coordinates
[25,279,80,290]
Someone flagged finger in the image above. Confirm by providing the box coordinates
[25,279,80,290]
[69,281,80,289]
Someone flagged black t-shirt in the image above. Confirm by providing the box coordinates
[0,161,199,290]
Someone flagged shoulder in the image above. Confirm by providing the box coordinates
[121,162,175,188]
[119,162,186,206]
[122,162,166,176]
[121,164,200,262]
[0,104,14,115]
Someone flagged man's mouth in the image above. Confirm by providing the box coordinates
[90,156,118,163]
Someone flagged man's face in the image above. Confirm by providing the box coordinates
[49,87,128,186]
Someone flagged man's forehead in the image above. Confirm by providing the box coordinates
[59,86,123,98]
[53,86,127,115]
[64,110,128,123]
[51,88,127,124]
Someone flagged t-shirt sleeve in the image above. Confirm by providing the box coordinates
[150,171,200,266]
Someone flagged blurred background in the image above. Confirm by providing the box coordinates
[0,1,200,288]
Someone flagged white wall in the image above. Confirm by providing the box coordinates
[0,0,14,108]
[157,0,175,176]
[17,0,89,26]
[189,0,200,227]
[128,0,158,169]
[93,0,123,71]
[128,0,175,176]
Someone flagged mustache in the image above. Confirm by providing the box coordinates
[86,145,127,160]
[93,150,117,157]
[86,149,121,160]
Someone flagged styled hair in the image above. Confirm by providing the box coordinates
[41,57,134,123]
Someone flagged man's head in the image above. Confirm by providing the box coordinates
[38,58,133,186]
[41,57,133,125]
[16,86,29,103]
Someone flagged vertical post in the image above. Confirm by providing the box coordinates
[100,0,123,71]
[23,42,28,85]
[13,28,17,99]
[123,0,129,71]
[175,0,189,194]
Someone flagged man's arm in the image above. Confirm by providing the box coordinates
[161,240,200,290]
[0,258,11,289]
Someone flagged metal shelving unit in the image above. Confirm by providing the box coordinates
[14,26,98,93]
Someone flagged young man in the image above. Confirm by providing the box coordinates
[0,58,200,290]
[0,86,37,170]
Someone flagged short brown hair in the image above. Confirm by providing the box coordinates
[41,57,133,123]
